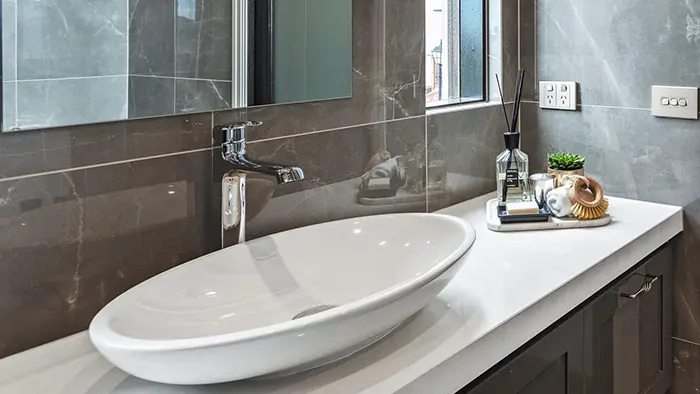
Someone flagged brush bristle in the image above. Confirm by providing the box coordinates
[572,199,609,220]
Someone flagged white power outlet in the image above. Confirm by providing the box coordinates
[539,81,578,111]
[540,82,557,109]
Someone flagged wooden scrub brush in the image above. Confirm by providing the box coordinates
[568,176,609,220]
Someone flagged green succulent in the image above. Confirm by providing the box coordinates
[547,153,585,171]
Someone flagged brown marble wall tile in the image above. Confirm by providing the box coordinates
[0,113,213,180]
[0,150,216,357]
[672,339,700,394]
[213,116,428,241]
[212,0,387,142]
[427,104,512,211]
[384,0,426,120]
[674,200,700,346]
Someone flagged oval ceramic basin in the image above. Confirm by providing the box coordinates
[89,213,476,385]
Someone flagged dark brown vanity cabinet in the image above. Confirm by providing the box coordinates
[460,244,673,394]
[583,246,672,394]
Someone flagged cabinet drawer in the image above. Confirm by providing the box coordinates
[584,245,672,394]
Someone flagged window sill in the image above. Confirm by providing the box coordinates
[426,100,512,116]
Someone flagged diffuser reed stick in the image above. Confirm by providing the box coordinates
[510,70,525,134]
[495,74,511,132]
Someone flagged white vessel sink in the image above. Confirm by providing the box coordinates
[89,213,476,385]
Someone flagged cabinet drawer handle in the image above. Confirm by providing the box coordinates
[620,275,658,299]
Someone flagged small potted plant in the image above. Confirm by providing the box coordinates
[547,153,585,187]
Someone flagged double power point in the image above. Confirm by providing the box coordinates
[539,81,578,111]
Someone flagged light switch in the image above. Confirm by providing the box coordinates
[652,85,698,120]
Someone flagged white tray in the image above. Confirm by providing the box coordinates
[486,198,612,232]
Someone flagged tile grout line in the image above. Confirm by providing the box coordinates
[173,0,177,115]
[424,114,429,213]
[520,100,651,112]
[125,0,130,118]
[533,0,538,82]
[210,111,216,147]
[0,115,430,183]
[0,147,216,184]
[382,0,387,119]
[517,0,521,71]
[303,0,308,100]
[13,0,18,128]
[248,114,427,144]
[673,337,700,347]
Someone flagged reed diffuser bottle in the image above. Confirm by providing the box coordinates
[495,69,530,206]
[497,132,530,206]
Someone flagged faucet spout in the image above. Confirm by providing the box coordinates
[219,121,305,247]
[223,153,305,185]
[220,121,305,184]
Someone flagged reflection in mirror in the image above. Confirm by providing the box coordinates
[0,0,352,132]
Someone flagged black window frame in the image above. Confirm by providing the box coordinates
[426,0,489,109]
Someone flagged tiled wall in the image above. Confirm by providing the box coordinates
[517,1,700,392]
[0,0,518,358]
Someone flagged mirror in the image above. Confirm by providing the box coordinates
[0,0,353,132]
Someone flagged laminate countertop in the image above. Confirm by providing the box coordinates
[0,194,683,394]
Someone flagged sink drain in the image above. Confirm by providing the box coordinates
[292,305,337,320]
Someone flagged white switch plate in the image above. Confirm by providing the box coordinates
[651,85,698,120]
[539,81,577,111]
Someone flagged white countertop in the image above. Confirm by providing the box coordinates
[0,194,683,394]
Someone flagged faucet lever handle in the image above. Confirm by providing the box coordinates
[230,121,263,129]
[222,121,262,143]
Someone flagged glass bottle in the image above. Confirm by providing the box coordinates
[496,132,531,206]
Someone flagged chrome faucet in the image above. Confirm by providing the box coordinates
[220,121,305,245]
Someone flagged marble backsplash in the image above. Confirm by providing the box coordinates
[0,0,519,358]
[0,150,217,357]
[518,0,700,392]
